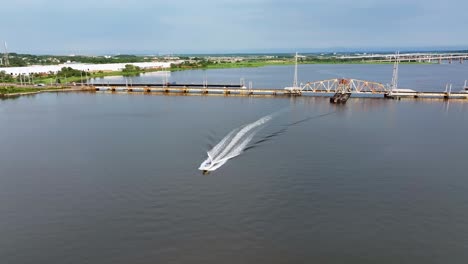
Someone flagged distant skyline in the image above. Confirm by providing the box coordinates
[1,0,467,55]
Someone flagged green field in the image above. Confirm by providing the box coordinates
[170,59,426,71]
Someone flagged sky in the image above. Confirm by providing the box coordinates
[1,0,467,54]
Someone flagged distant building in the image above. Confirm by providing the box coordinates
[0,61,183,75]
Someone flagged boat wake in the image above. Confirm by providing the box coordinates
[199,114,274,173]
[199,110,335,173]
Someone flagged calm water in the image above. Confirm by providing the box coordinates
[1,64,468,264]
[95,63,468,92]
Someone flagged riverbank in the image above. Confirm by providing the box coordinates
[30,68,167,85]
[0,86,76,97]
[2,60,429,86]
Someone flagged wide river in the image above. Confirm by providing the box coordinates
[1,64,468,263]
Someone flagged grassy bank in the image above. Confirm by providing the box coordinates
[0,86,65,95]
[30,68,165,85]
[0,68,164,86]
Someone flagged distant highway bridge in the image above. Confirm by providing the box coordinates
[338,53,468,63]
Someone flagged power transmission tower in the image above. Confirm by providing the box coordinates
[293,52,298,88]
[391,51,399,91]
[3,41,10,66]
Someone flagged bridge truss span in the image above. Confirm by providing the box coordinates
[300,78,388,94]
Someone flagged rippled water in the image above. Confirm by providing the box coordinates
[1,64,468,263]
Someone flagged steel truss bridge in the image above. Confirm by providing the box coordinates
[299,78,387,94]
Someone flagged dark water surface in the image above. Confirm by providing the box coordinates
[1,65,468,263]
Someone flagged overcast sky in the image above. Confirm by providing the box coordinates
[1,0,467,54]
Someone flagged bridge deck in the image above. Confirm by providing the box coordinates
[92,86,468,100]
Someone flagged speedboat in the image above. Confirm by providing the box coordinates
[198,153,229,173]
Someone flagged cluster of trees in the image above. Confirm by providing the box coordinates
[57,67,85,78]
[121,64,141,73]
[171,60,215,69]
[0,54,153,67]
[0,71,41,84]
[0,71,15,82]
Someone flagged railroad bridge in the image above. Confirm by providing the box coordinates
[297,78,387,94]
[92,78,387,95]
[92,77,467,100]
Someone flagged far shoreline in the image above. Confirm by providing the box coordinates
[1,60,433,87]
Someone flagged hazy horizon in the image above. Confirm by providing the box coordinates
[5,46,468,57]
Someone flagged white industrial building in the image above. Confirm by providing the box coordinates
[0,61,182,75]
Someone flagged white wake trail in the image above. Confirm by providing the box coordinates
[219,130,256,162]
[199,114,273,172]
[215,115,272,161]
[207,128,238,160]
